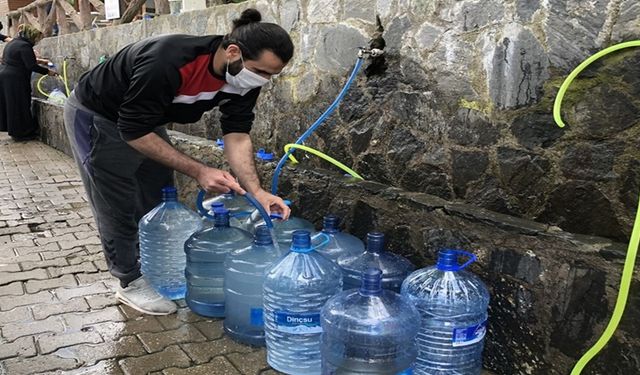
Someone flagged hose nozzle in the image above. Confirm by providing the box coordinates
[358,47,385,58]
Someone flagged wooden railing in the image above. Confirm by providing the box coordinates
[6,0,170,37]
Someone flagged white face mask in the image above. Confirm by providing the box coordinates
[225,55,270,89]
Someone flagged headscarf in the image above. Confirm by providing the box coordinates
[17,24,43,45]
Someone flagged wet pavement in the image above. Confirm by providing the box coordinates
[0,134,274,374]
[0,134,497,375]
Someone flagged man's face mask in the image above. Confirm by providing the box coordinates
[226,54,269,89]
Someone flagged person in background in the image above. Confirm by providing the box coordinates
[0,24,57,141]
[63,8,293,315]
[0,21,12,43]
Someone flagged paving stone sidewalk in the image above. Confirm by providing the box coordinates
[0,135,275,375]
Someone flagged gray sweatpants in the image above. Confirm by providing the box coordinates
[63,91,174,287]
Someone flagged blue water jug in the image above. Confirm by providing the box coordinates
[184,208,253,317]
[224,225,284,346]
[263,230,343,375]
[321,268,421,374]
[139,186,203,300]
[401,250,490,375]
[338,232,415,293]
[314,214,364,262]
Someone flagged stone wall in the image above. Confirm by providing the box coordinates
[34,100,640,375]
[17,0,640,243]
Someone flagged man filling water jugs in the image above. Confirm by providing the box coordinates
[62,8,292,315]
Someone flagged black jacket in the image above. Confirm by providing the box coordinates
[74,34,261,140]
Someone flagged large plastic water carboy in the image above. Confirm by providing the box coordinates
[139,186,203,300]
[184,208,253,317]
[321,268,421,374]
[263,230,342,374]
[314,214,364,262]
[401,249,490,375]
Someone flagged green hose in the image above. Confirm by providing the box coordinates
[283,144,364,181]
[553,40,640,375]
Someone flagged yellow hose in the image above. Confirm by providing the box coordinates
[37,74,51,98]
[283,144,364,180]
[36,59,71,98]
[553,41,640,375]
[553,40,640,128]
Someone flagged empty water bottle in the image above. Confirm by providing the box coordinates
[264,230,343,375]
[321,268,420,374]
[314,214,364,262]
[184,208,253,317]
[139,186,203,300]
[338,232,415,293]
[224,225,284,346]
[401,250,490,375]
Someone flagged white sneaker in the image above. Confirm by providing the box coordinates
[115,277,177,315]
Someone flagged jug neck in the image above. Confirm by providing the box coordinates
[212,208,230,227]
[161,186,177,202]
[366,232,385,254]
[254,225,273,246]
[322,214,340,234]
[290,230,313,253]
[360,268,383,296]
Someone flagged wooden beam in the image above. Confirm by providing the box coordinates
[78,0,91,30]
[37,4,47,26]
[56,2,69,35]
[57,0,84,30]
[88,0,105,16]
[42,0,57,37]
[7,0,51,18]
[23,10,43,32]
[114,0,146,24]
[154,0,169,15]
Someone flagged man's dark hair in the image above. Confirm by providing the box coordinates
[222,8,294,64]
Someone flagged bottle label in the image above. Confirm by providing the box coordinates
[452,320,487,347]
[250,308,264,326]
[273,311,322,334]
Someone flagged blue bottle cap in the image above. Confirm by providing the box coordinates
[283,199,292,206]
[210,202,224,209]
[436,249,477,271]
[254,225,273,246]
[360,268,383,296]
[256,148,274,161]
[161,186,177,201]
[366,232,385,254]
[291,230,312,252]
[322,214,340,234]
[216,138,224,148]
[213,208,230,227]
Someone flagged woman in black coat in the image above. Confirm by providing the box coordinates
[0,24,56,141]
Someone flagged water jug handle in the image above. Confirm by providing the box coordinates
[195,189,216,219]
[451,250,477,271]
[311,233,330,250]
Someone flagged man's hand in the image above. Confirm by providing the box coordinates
[196,166,245,195]
[253,189,291,220]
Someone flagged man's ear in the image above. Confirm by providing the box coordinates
[225,44,242,60]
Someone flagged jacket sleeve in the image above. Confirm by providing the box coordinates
[19,43,48,75]
[219,87,261,134]
[117,54,181,141]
